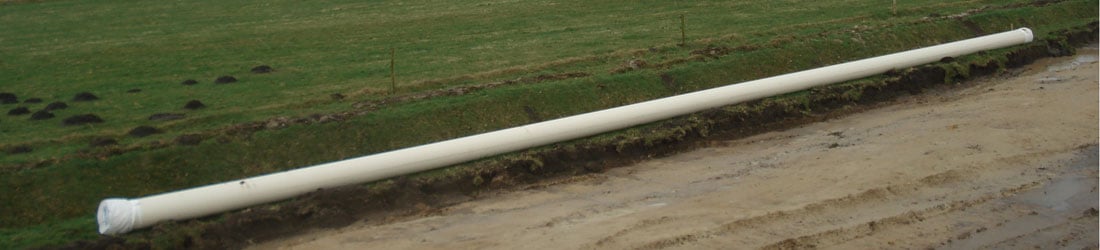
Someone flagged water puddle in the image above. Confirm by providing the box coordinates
[1046,54,1099,72]
[945,146,1098,249]
[1037,52,1096,83]
[1013,145,1098,212]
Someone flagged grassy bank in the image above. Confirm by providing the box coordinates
[1,0,1097,249]
[0,0,1036,167]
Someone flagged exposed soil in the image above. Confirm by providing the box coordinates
[257,43,1100,250]
[659,73,679,93]
[689,46,735,58]
[7,106,29,116]
[215,76,238,84]
[175,134,204,146]
[5,145,33,155]
[30,110,55,120]
[148,113,186,121]
[0,92,17,104]
[959,19,987,36]
[127,126,162,138]
[251,65,274,74]
[610,59,647,74]
[89,137,118,147]
[522,105,542,123]
[56,23,1098,250]
[62,114,104,126]
[220,72,591,137]
[44,101,68,111]
[352,72,592,110]
[181,79,199,86]
[126,89,142,93]
[184,100,206,110]
[72,92,99,102]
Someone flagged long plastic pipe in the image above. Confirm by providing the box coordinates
[97,28,1034,235]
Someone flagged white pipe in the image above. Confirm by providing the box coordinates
[97,28,1034,235]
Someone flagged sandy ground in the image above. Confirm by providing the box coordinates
[253,46,1099,250]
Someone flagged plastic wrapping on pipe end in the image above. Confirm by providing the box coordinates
[1018,28,1034,43]
[97,198,140,235]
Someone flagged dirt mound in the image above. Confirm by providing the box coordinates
[23,98,42,103]
[214,76,238,84]
[89,137,118,147]
[181,79,199,85]
[523,105,542,122]
[184,100,206,110]
[0,92,17,104]
[251,65,274,73]
[44,101,68,111]
[354,72,591,111]
[660,73,679,92]
[149,113,186,121]
[126,89,142,93]
[7,106,30,116]
[691,46,733,58]
[5,145,32,155]
[128,126,162,137]
[29,110,54,120]
[58,233,130,249]
[72,92,99,102]
[958,19,986,36]
[62,114,104,126]
[176,134,204,146]
[610,59,647,74]
[330,93,345,100]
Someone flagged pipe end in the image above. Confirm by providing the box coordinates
[1018,27,1034,43]
[97,198,140,235]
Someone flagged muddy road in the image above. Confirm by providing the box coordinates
[253,46,1099,249]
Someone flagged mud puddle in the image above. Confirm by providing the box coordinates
[942,146,1099,250]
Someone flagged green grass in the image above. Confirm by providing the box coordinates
[0,0,1036,166]
[0,0,1096,249]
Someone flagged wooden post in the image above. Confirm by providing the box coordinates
[390,47,396,95]
[679,14,686,46]
[892,0,897,16]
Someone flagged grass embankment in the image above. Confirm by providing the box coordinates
[1,0,1097,249]
[0,0,1040,167]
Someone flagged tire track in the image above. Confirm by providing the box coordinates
[619,170,978,249]
[608,150,1078,249]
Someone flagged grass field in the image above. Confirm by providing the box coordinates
[1,0,1096,248]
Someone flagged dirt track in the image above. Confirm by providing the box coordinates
[253,45,1099,250]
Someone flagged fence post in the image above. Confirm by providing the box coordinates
[679,14,686,46]
[390,47,396,95]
